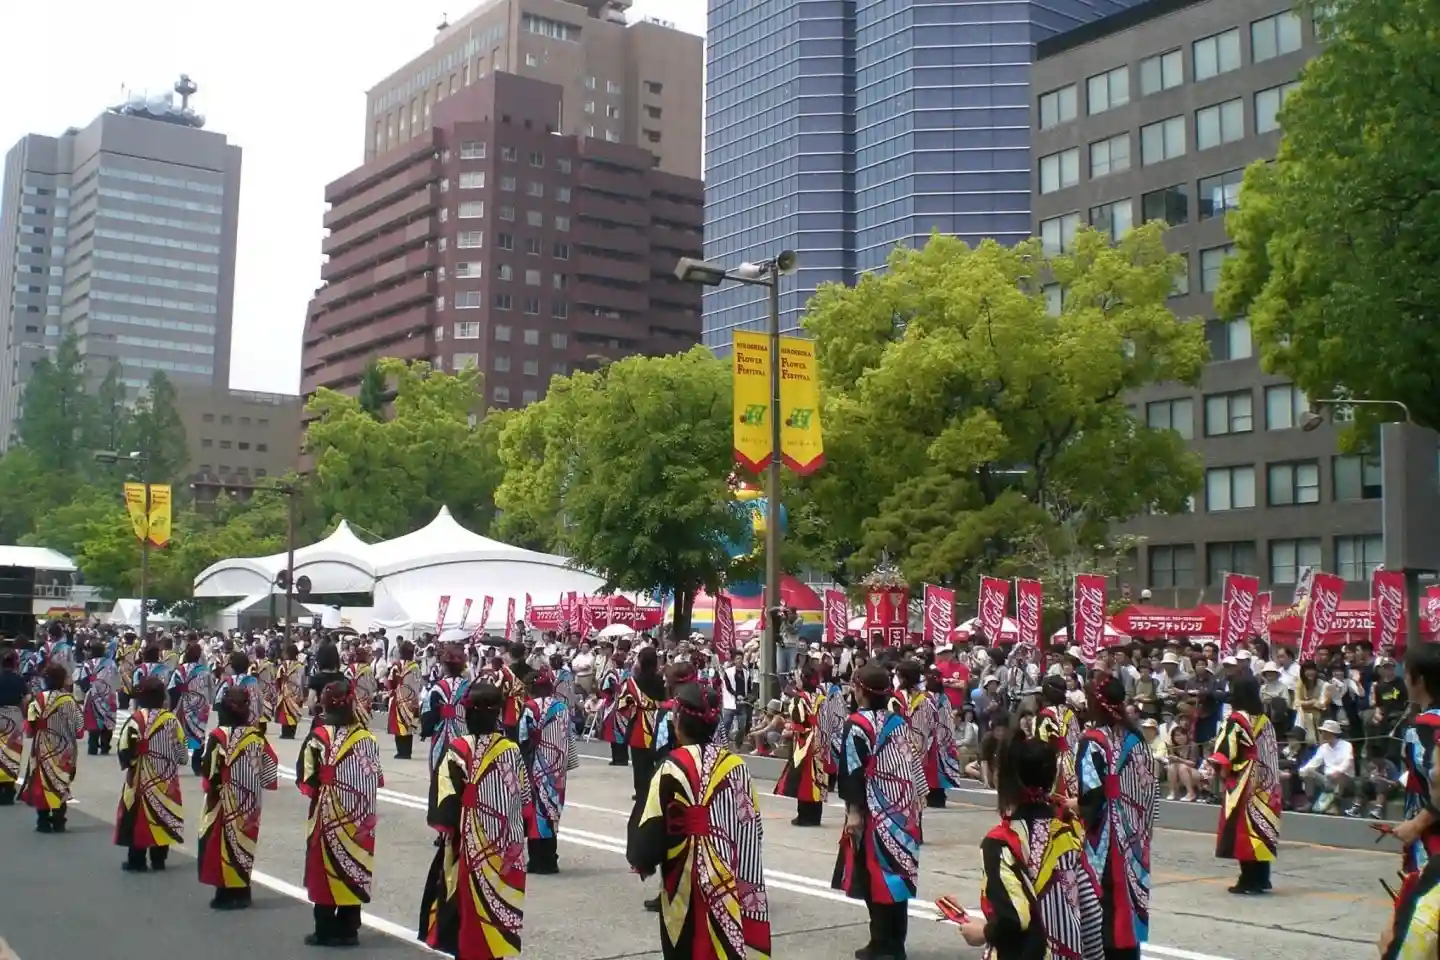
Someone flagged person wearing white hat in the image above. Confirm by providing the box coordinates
[1299,718,1354,814]
[1259,662,1288,704]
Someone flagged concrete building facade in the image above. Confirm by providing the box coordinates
[0,83,242,447]
[181,386,304,496]
[1028,0,1380,601]
[301,72,703,406]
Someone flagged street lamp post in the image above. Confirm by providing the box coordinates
[96,450,152,640]
[193,477,303,641]
[675,251,798,707]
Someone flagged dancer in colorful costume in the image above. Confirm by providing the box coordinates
[518,668,577,874]
[387,640,422,759]
[198,686,279,909]
[114,675,187,871]
[21,663,83,833]
[1037,675,1082,798]
[0,650,26,806]
[1210,672,1280,895]
[775,663,830,826]
[77,640,119,756]
[422,644,473,772]
[170,642,216,775]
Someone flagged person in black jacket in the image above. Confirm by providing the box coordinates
[0,648,27,805]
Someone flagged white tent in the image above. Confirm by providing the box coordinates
[192,520,378,598]
[212,592,329,633]
[104,598,183,627]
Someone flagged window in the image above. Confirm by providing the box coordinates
[1089,134,1130,178]
[1043,283,1064,316]
[552,273,567,290]
[584,76,596,89]
[606,104,621,119]
[604,130,620,143]
[584,100,596,114]
[1149,544,1196,588]
[555,215,570,231]
[1040,213,1079,254]
[454,321,481,339]
[1268,461,1321,505]
[460,141,486,160]
[556,158,572,174]
[1205,317,1252,361]
[523,359,539,376]
[1200,244,1234,291]
[458,201,484,219]
[1270,538,1323,583]
[1193,28,1242,80]
[1087,67,1130,116]
[500,176,516,192]
[1337,535,1384,582]
[645,80,663,95]
[1265,384,1307,430]
[552,332,568,348]
[1140,49,1183,95]
[493,386,511,404]
[527,210,543,227]
[525,53,539,67]
[494,293,512,310]
[454,262,482,278]
[529,151,544,168]
[1141,116,1186,165]
[523,389,539,404]
[1146,397,1195,439]
[1255,82,1300,133]
[524,297,540,315]
[1196,99,1244,149]
[1089,199,1133,242]
[1038,85,1078,129]
[1141,184,1189,226]
[1198,169,1244,219]
[1206,465,1256,511]
[501,146,517,162]
[526,181,544,197]
[493,355,511,372]
[607,80,621,94]
[452,353,480,371]
[1333,454,1383,500]
[1208,542,1258,583]
[459,171,485,189]
[496,232,514,251]
[436,295,446,311]
[1039,149,1080,194]
[553,242,570,260]
[500,205,515,221]
[454,291,483,309]
[556,186,571,203]
[525,238,542,255]
[494,324,512,341]
[1252,11,1303,61]
[523,328,540,345]
[458,231,483,248]
[1204,390,1254,435]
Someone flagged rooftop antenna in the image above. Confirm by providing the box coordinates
[437,12,450,31]
[174,74,197,111]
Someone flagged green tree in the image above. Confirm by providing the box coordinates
[305,359,502,537]
[796,225,1205,588]
[357,358,389,419]
[495,348,742,638]
[16,333,93,474]
[0,448,84,543]
[118,372,188,482]
[1216,0,1440,429]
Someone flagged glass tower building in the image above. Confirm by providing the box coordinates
[702,0,1137,348]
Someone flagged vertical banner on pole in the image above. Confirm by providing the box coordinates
[123,483,150,541]
[1298,572,1345,662]
[1072,574,1109,664]
[457,598,473,631]
[823,589,848,645]
[145,484,173,547]
[1014,579,1044,650]
[524,593,533,623]
[479,596,494,637]
[1371,569,1406,650]
[505,598,517,642]
[436,595,452,632]
[1218,573,1260,658]
[922,585,955,646]
[715,595,736,660]
[977,577,1010,644]
[777,336,825,474]
[732,331,774,472]
[1425,586,1440,642]
[1252,591,1273,640]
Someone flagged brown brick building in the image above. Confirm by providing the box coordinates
[300,71,703,408]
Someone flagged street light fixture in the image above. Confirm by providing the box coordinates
[95,449,153,640]
[1302,397,1414,432]
[675,250,799,707]
[193,476,305,641]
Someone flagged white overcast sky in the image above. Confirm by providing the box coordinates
[0,0,706,394]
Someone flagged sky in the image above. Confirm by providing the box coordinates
[0,0,706,394]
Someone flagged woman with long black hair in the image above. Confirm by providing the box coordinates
[623,647,666,801]
[1210,671,1281,895]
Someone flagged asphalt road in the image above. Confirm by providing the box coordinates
[0,725,1396,959]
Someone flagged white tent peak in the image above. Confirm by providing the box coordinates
[369,506,553,576]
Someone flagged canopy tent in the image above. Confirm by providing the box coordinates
[1049,621,1131,648]
[950,616,1019,644]
[103,598,184,628]
[192,520,377,598]
[212,593,329,634]
[0,545,77,572]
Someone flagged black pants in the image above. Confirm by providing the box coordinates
[0,783,15,805]
[794,800,824,825]
[394,735,413,759]
[1236,860,1271,891]
[1105,949,1142,960]
[926,788,947,809]
[127,845,169,869]
[191,749,205,776]
[865,900,908,958]
[631,746,654,800]
[211,885,252,908]
[312,904,362,942]
[280,724,298,740]
[36,803,67,832]
[87,729,114,755]
[118,693,131,710]
[528,836,559,873]
[610,743,629,766]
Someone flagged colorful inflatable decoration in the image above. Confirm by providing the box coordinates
[723,482,787,560]
[690,575,824,636]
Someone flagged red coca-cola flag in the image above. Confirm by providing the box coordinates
[1298,572,1345,661]
[456,598,473,630]
[923,585,955,646]
[977,577,1010,645]
[1072,573,1109,664]
[505,597,516,642]
[823,589,848,644]
[1253,591,1272,640]
[1219,573,1260,658]
[1371,569,1406,651]
[1426,586,1440,642]
[715,595,736,659]
[1014,579,1044,649]
[524,593,533,622]
[436,595,451,631]
[479,596,494,635]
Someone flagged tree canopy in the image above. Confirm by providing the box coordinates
[793,225,1205,593]
[1217,0,1440,429]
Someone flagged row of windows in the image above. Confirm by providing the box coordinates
[199,437,268,452]
[91,248,219,275]
[444,175,572,202]
[87,290,216,314]
[444,292,571,319]
[489,386,540,406]
[1038,10,1304,128]
[445,202,572,232]
[114,334,215,355]
[92,227,221,255]
[91,269,217,295]
[88,310,217,334]
[455,141,571,174]
[1148,535,1381,589]
[121,355,213,376]
[200,412,273,427]
[98,166,225,197]
[22,184,71,198]
[95,187,223,216]
[96,209,222,236]
[1145,383,1312,439]
[1201,454,1383,512]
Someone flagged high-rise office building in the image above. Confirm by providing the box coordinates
[702,0,1140,349]
[0,77,242,447]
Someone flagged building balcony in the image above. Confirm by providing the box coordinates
[649,197,704,229]
[307,304,432,362]
[649,222,702,255]
[571,280,649,314]
[324,158,443,232]
[574,252,648,285]
[578,225,647,255]
[577,163,649,200]
[306,274,435,343]
[309,246,439,316]
[301,334,429,394]
[320,218,437,286]
[574,193,649,228]
[325,131,441,204]
[323,185,438,258]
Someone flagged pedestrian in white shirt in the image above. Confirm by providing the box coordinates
[572,643,596,696]
[1299,719,1355,813]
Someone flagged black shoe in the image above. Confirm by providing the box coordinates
[122,861,149,872]
[331,936,359,948]
[51,822,65,833]
[304,934,330,947]
[608,760,627,767]
[1226,883,1259,895]
[643,896,661,913]
[36,822,53,834]
[854,948,875,960]
[150,860,166,871]
[531,862,560,875]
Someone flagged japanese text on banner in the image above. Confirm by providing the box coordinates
[778,335,825,475]
[123,483,149,541]
[145,484,172,547]
[732,331,773,473]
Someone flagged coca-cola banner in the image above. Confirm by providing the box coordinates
[824,589,848,645]
[1219,573,1260,658]
[1253,591,1272,640]
[923,585,955,647]
[1073,573,1109,664]
[505,598,516,642]
[1371,569,1406,651]
[977,577,1010,645]
[1014,579,1044,650]
[1298,572,1345,661]
[1427,586,1440,641]
[436,595,451,631]
[715,595,737,659]
[457,598,473,630]
[479,596,494,634]
[524,593,533,622]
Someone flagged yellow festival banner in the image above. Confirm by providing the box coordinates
[146,484,173,547]
[732,331,773,472]
[122,483,149,541]
[778,336,825,474]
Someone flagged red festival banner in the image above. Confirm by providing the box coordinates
[435,595,451,632]
[1253,591,1272,640]
[923,585,955,647]
[1298,572,1345,661]
[1427,586,1440,642]
[524,593,533,623]
[479,596,494,635]
[457,598,473,631]
[823,588,848,645]
[715,595,737,659]
[977,577,1010,645]
[1371,569,1406,651]
[505,598,516,642]
[1219,573,1260,658]
[1072,573,1108,664]
[1014,579,1044,650]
